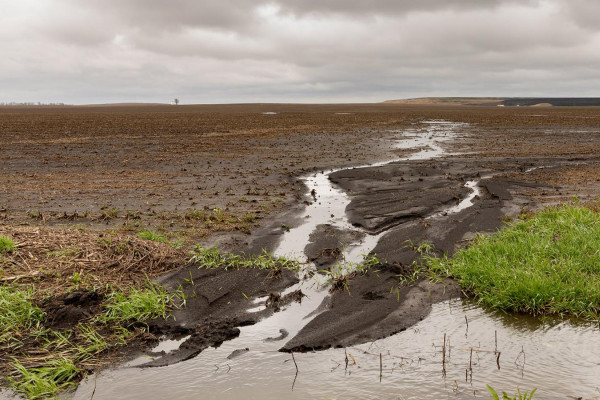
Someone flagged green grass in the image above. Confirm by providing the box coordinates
[0,236,17,253]
[9,358,80,400]
[99,208,119,220]
[183,209,205,220]
[137,230,167,243]
[428,204,600,320]
[242,213,259,223]
[97,283,176,324]
[137,230,187,249]
[487,385,536,400]
[6,319,131,399]
[191,246,299,271]
[1,227,186,398]
[76,324,112,355]
[324,253,381,278]
[169,239,185,249]
[1,282,165,399]
[0,286,45,343]
[321,254,382,292]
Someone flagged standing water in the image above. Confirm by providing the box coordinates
[66,121,599,400]
[71,300,600,400]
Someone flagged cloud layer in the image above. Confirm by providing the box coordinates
[1,0,599,103]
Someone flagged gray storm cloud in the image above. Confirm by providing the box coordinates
[1,0,598,103]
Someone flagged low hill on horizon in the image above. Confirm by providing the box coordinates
[385,97,600,106]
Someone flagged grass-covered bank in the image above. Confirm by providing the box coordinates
[1,283,176,399]
[0,226,187,399]
[428,203,600,320]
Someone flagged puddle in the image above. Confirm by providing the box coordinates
[71,300,600,400]
[122,336,193,368]
[151,336,191,354]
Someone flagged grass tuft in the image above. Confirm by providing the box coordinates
[190,246,299,271]
[137,230,167,243]
[9,358,79,400]
[487,384,536,400]
[428,204,600,320]
[0,286,45,343]
[320,254,381,292]
[0,236,17,253]
[97,283,175,325]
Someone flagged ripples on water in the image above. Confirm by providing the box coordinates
[71,299,600,400]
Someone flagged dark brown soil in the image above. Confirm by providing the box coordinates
[0,103,419,250]
[279,147,600,351]
[277,157,576,351]
[3,104,600,249]
[329,161,473,232]
[138,266,299,367]
[281,272,461,352]
[305,224,364,267]
[334,156,578,264]
[42,290,104,330]
[144,319,247,367]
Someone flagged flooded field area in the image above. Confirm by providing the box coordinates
[69,119,599,400]
[2,104,600,399]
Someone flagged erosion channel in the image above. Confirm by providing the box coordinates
[70,121,599,400]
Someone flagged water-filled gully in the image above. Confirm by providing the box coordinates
[71,121,599,400]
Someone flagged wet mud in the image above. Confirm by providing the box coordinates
[329,162,472,232]
[304,224,365,267]
[335,157,583,262]
[281,273,461,352]
[42,290,105,330]
[277,153,587,352]
[300,158,589,347]
[140,266,299,367]
[138,129,600,362]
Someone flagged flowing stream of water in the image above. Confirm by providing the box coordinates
[65,121,600,399]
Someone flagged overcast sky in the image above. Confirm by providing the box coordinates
[1,0,599,104]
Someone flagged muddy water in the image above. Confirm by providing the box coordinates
[72,300,600,400]
[66,121,600,400]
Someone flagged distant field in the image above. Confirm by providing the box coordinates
[2,103,600,248]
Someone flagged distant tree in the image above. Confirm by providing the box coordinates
[173,98,180,105]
